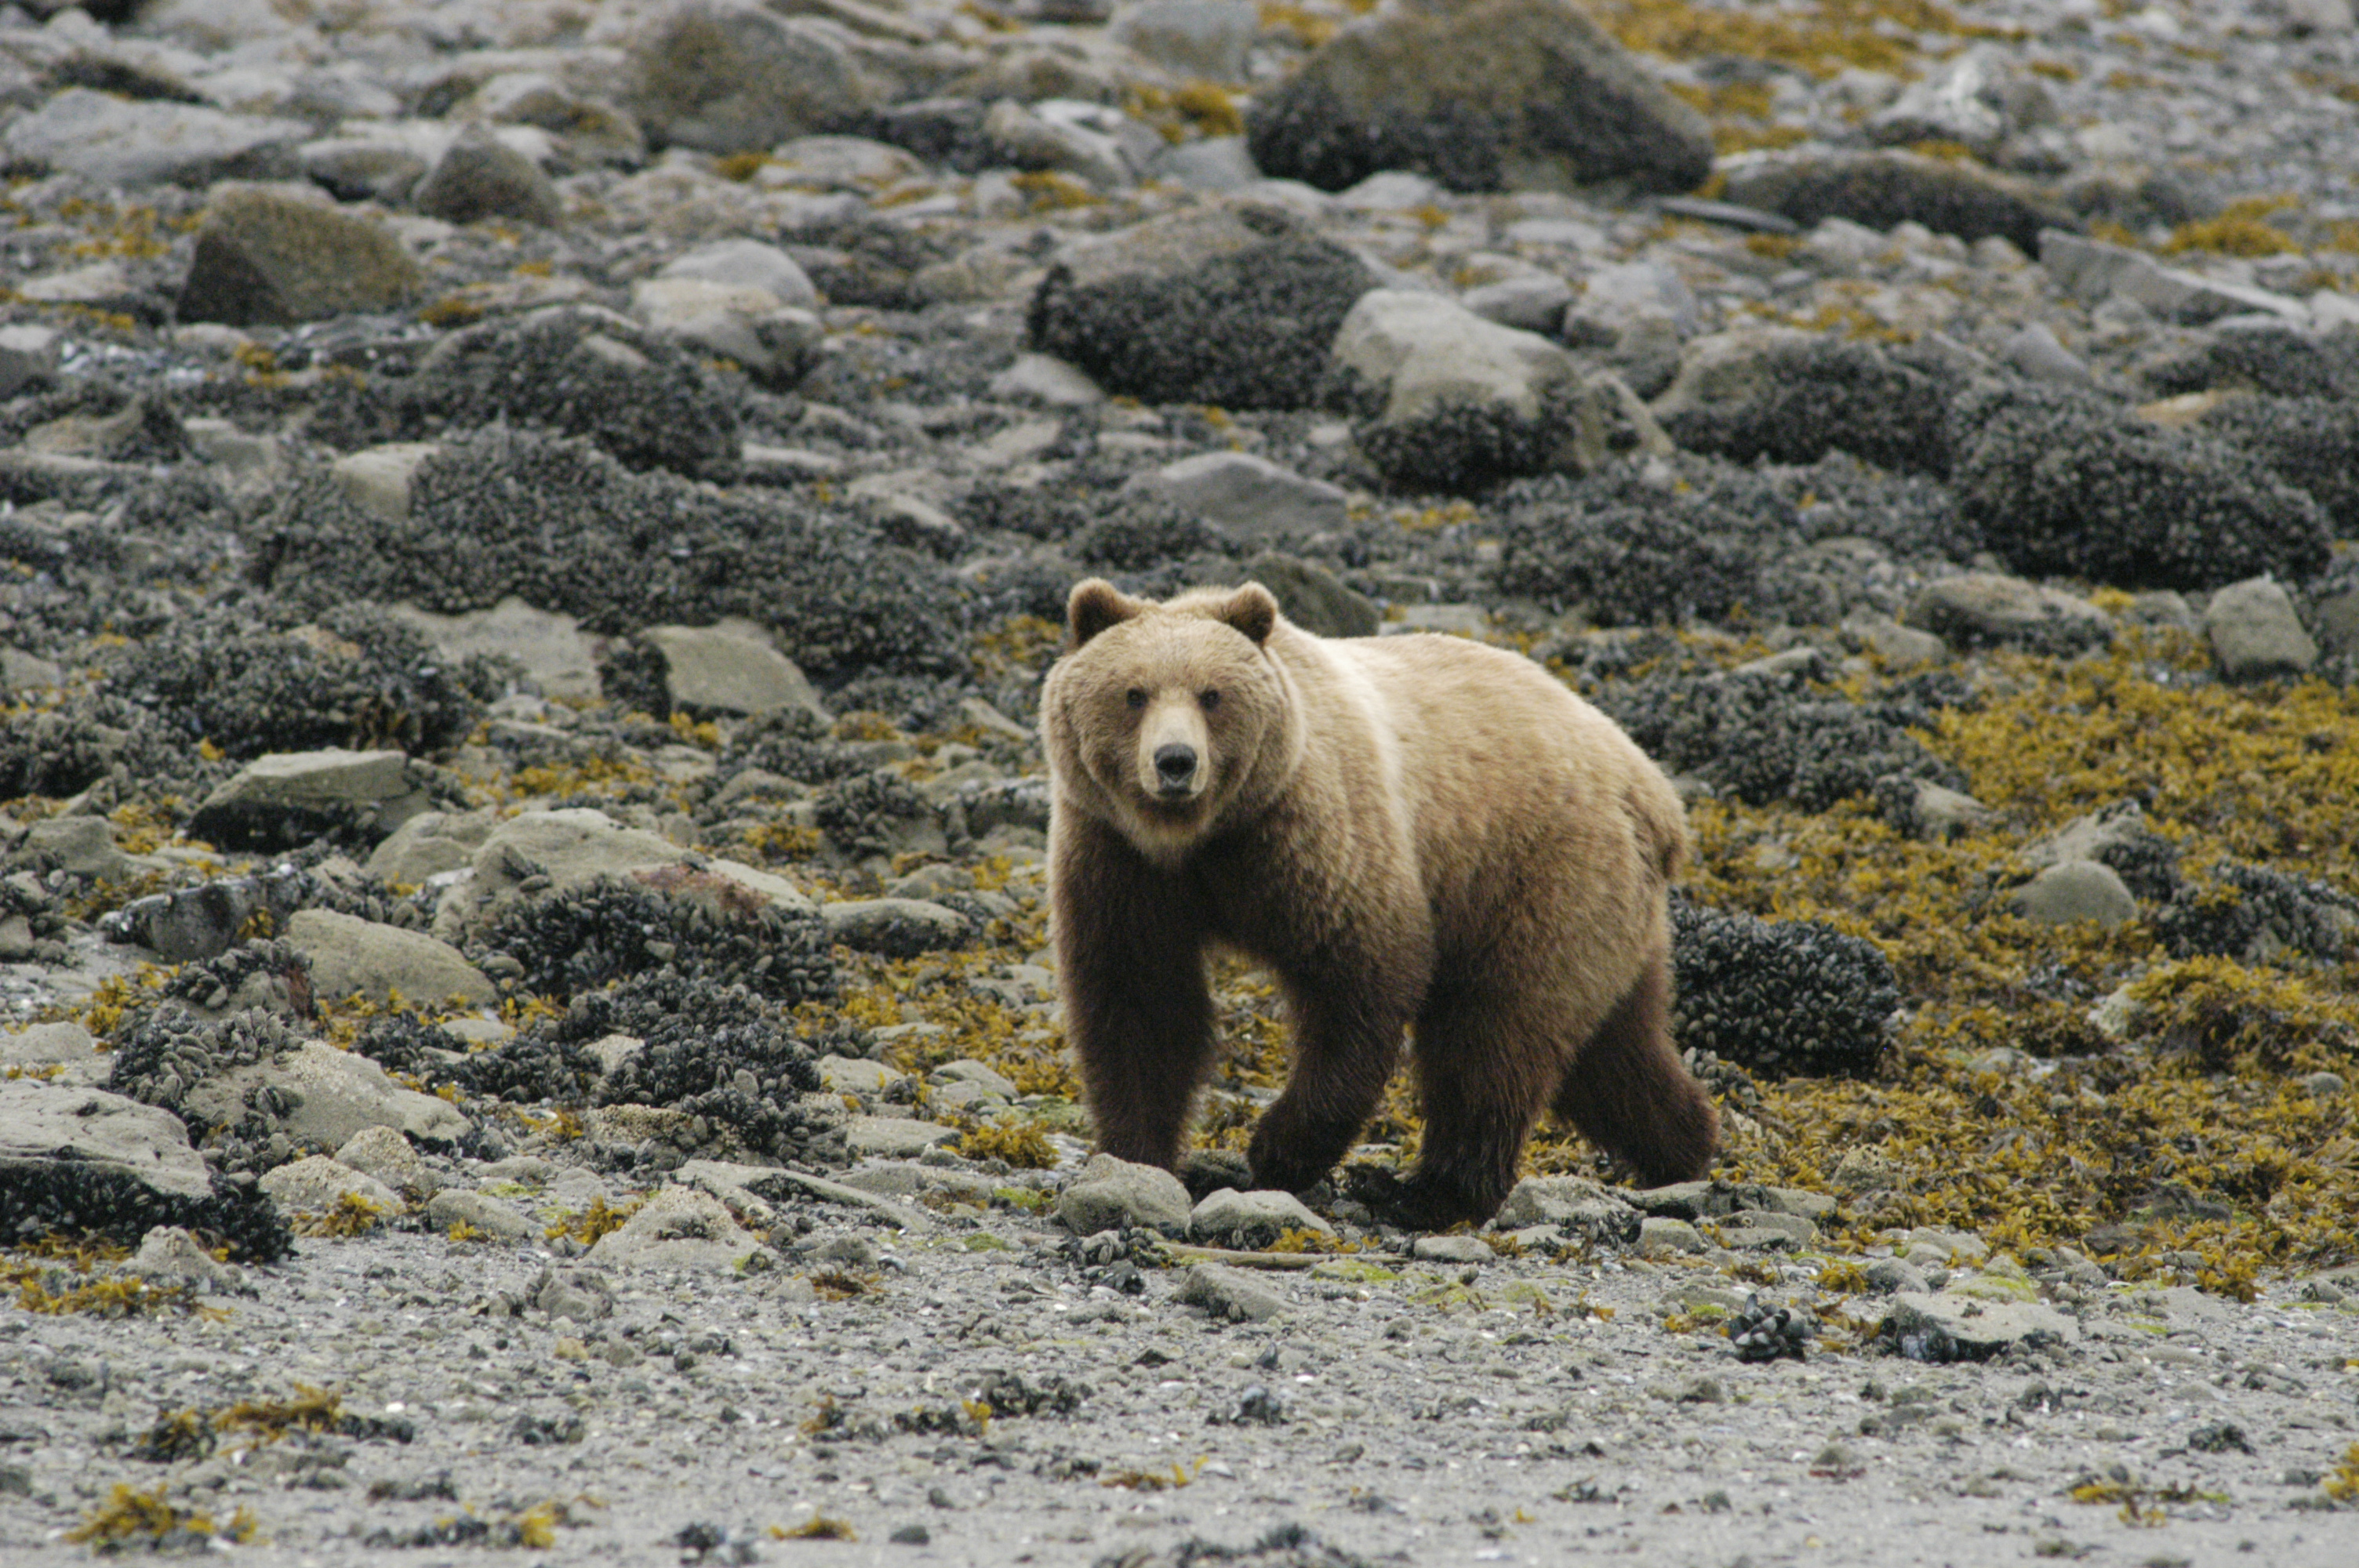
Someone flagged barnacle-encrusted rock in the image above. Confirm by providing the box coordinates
[1492,468,1768,626]
[1728,1292,1814,1363]
[406,307,736,479]
[436,808,817,942]
[1652,332,1962,477]
[1719,148,2074,252]
[0,694,194,801]
[157,938,314,1018]
[1670,898,1899,1079]
[2198,394,2359,538]
[1597,659,1965,811]
[1026,205,1378,409]
[2021,800,2183,903]
[115,603,500,764]
[253,428,965,677]
[1876,1290,2078,1363]
[475,873,836,1007]
[2157,861,2358,964]
[2144,324,2359,403]
[815,768,945,862]
[107,1003,467,1161]
[107,1005,307,1132]
[1325,290,1606,493]
[0,1123,291,1261]
[1243,0,1712,195]
[1951,381,2332,590]
[187,748,442,853]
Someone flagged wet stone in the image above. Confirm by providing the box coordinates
[1175,1261,1287,1323]
[1190,1188,1331,1250]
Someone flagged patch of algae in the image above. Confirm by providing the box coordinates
[1520,633,2359,1292]
[1595,0,2019,82]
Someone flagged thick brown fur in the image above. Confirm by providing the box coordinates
[1041,579,1717,1227]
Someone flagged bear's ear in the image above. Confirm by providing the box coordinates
[1217,583,1278,645]
[1066,578,1142,649]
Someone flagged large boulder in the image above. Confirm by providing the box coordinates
[285,908,500,1010]
[2,89,307,188]
[1026,204,1378,409]
[620,0,883,154]
[176,187,422,326]
[413,129,565,227]
[1652,329,1960,477]
[1953,383,2332,591]
[183,1040,471,1149]
[187,749,437,853]
[1245,0,1711,195]
[434,807,818,943]
[1327,289,1603,492]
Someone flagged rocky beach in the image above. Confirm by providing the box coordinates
[2,0,2358,1562]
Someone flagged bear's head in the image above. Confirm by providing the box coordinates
[1041,579,1303,862]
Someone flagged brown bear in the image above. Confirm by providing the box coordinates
[1041,577,1717,1227]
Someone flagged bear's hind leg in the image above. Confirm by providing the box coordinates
[1550,948,1718,1187]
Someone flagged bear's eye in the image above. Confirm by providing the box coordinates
[1125,688,1146,710]
[1199,689,1221,710]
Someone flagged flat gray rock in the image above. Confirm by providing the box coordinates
[391,597,602,703]
[822,898,971,957]
[286,907,498,1010]
[586,1185,761,1272]
[9,815,137,882]
[1189,1188,1330,1250]
[1409,1234,1492,1265]
[423,1189,537,1243]
[1904,572,2113,655]
[0,1080,211,1202]
[1880,1290,2080,1362]
[2009,859,2139,927]
[2204,575,2319,681]
[2,88,307,187]
[185,1041,469,1150]
[1175,1261,1287,1323]
[642,622,830,720]
[187,749,433,853]
[1126,451,1349,540]
[439,808,817,941]
[1056,1152,1192,1236]
[844,1116,960,1159]
[0,1022,106,1085]
[660,238,820,308]
[1492,1174,1641,1243]
[1245,553,1381,639]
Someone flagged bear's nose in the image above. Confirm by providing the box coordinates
[1153,743,1198,792]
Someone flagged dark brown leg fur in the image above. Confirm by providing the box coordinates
[1551,949,1718,1187]
[1056,818,1216,1171]
[1245,983,1411,1196]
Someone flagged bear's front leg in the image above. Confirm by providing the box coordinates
[1245,975,1417,1197]
[1053,817,1216,1172]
